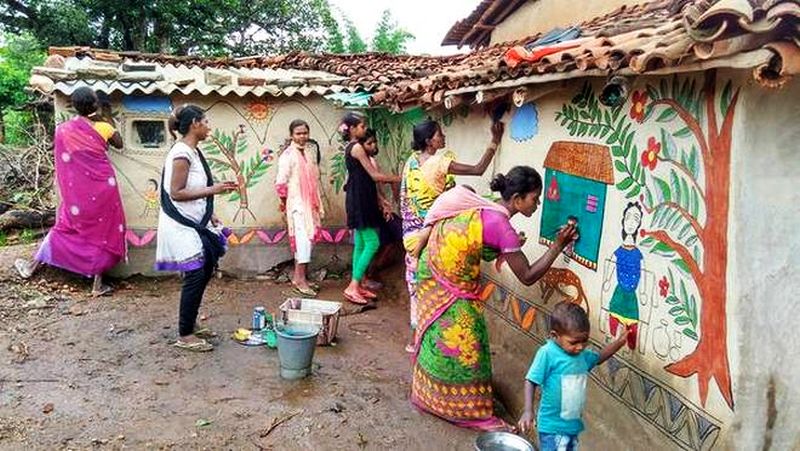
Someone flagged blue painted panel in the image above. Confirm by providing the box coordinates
[510,102,538,142]
[122,96,173,114]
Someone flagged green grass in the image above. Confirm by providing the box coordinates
[18,229,35,245]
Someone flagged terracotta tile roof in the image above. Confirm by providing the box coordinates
[35,0,800,110]
[379,0,800,109]
[442,0,529,48]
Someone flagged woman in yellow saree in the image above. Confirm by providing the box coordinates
[401,119,504,350]
[410,167,578,430]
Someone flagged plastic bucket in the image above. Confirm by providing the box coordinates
[275,324,320,380]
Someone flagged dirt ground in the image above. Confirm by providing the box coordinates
[0,243,480,450]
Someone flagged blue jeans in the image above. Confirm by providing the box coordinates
[539,433,579,451]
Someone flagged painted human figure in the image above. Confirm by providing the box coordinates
[602,202,645,349]
[141,178,159,218]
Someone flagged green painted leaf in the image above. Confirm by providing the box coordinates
[669,306,684,316]
[683,328,698,340]
[640,236,656,247]
[688,146,699,179]
[655,178,671,202]
[675,316,691,326]
[652,241,676,257]
[690,189,700,218]
[680,279,688,303]
[646,84,659,102]
[693,244,702,264]
[660,79,669,98]
[617,177,634,190]
[665,295,680,305]
[682,223,695,241]
[656,107,677,123]
[673,127,692,138]
[688,295,698,327]
[680,177,690,208]
[720,80,733,118]
[229,191,241,202]
[627,184,641,199]
[614,160,627,172]
[685,235,699,247]
[673,258,691,274]
[645,187,655,209]
[623,130,634,156]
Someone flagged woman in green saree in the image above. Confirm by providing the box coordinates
[410,166,578,430]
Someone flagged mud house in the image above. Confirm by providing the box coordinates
[28,0,800,449]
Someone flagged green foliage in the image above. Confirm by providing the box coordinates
[0,32,45,113]
[18,228,36,244]
[344,19,368,53]
[3,110,36,146]
[0,230,6,247]
[371,10,414,54]
[0,0,336,56]
[326,9,413,55]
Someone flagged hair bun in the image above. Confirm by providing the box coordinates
[489,173,507,193]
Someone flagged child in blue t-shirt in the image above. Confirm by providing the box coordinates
[518,301,628,451]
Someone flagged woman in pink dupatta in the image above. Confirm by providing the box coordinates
[410,167,577,431]
[15,87,126,296]
[275,119,324,297]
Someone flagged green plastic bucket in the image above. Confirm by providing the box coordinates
[275,324,320,379]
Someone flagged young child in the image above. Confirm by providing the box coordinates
[518,301,628,451]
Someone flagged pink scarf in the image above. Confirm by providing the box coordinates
[424,185,509,226]
[289,143,321,213]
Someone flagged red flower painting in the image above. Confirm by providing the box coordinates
[659,276,670,297]
[641,136,661,170]
[629,90,648,123]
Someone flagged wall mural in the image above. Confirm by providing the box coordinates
[556,70,738,410]
[201,124,272,223]
[539,141,613,270]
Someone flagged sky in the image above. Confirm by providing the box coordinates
[326,0,478,55]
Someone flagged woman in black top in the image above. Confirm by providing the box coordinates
[340,112,401,305]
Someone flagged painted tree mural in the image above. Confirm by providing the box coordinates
[556,70,737,409]
[202,125,273,223]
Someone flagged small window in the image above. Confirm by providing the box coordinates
[131,120,167,149]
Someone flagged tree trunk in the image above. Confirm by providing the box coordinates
[0,110,5,144]
[665,71,736,409]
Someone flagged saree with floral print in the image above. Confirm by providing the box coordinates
[410,207,508,431]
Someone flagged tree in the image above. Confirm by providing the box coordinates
[344,19,367,53]
[371,10,414,54]
[0,0,337,56]
[325,9,414,55]
[0,32,45,143]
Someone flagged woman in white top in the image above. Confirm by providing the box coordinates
[156,105,236,352]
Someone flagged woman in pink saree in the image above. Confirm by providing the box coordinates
[15,87,126,296]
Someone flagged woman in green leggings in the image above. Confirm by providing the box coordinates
[340,113,401,305]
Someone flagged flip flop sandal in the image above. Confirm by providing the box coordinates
[343,291,369,305]
[291,283,318,298]
[173,339,213,352]
[14,259,33,279]
[91,285,113,297]
[194,327,218,339]
[358,288,377,299]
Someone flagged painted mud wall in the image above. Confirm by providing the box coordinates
[53,93,351,276]
[437,69,797,450]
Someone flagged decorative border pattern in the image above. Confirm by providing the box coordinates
[124,227,352,248]
[482,275,722,451]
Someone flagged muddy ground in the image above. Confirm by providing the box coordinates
[0,243,481,450]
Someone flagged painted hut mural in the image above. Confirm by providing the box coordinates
[538,140,613,270]
[28,0,800,448]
